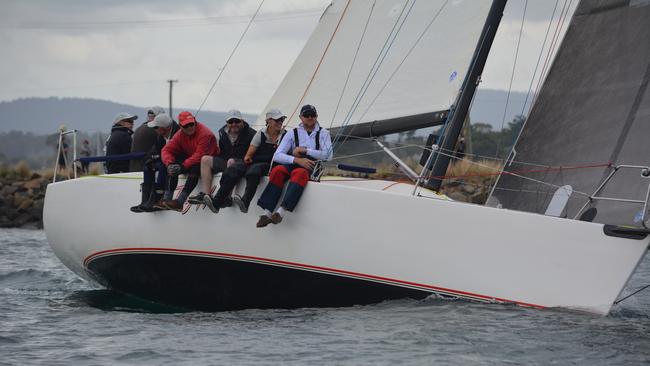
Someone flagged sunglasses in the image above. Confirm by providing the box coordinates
[182,122,196,128]
[227,119,242,124]
[271,117,286,123]
[301,112,317,118]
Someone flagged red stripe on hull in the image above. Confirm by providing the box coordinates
[84,247,545,309]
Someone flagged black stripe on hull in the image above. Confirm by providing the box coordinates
[86,253,430,311]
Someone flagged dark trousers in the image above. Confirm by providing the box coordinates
[143,160,167,191]
[214,160,247,205]
[166,157,201,195]
[240,162,270,206]
[257,164,310,212]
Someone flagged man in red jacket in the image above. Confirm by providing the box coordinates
[160,111,219,211]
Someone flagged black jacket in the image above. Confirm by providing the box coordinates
[105,126,133,174]
[152,122,180,156]
[218,122,256,161]
[252,130,286,164]
[129,122,159,171]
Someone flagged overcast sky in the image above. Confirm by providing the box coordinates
[0,0,577,115]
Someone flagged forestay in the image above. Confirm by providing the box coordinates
[258,0,492,134]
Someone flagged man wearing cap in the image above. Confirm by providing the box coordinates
[130,106,166,172]
[255,104,332,227]
[160,111,219,211]
[231,108,287,213]
[106,112,137,174]
[130,113,180,213]
[189,109,256,213]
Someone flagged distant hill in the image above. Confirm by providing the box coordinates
[0,90,531,135]
[0,97,257,135]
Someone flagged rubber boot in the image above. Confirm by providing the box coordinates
[141,190,163,212]
[130,182,153,213]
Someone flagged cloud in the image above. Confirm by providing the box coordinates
[0,0,577,118]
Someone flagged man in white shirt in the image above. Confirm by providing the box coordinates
[256,104,332,227]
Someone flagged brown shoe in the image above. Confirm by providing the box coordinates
[270,212,283,224]
[153,201,168,211]
[256,215,272,228]
[163,199,183,212]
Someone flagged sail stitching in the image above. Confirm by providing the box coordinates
[283,0,353,127]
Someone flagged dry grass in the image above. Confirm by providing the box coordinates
[444,158,502,181]
[14,161,32,179]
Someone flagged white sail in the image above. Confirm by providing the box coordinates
[257,0,492,131]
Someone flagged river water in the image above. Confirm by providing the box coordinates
[1,228,649,365]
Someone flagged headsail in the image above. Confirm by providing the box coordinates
[491,0,650,226]
[257,0,492,137]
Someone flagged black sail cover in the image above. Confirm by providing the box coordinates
[491,0,650,226]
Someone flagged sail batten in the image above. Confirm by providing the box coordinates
[258,0,493,135]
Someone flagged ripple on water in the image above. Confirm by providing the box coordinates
[1,228,649,365]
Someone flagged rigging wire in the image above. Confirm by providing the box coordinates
[531,0,572,107]
[486,0,562,201]
[330,0,417,152]
[350,0,450,131]
[194,0,266,117]
[518,0,560,118]
[329,1,377,129]
[614,284,650,305]
[494,0,528,158]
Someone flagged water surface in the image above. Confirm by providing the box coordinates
[1,229,649,365]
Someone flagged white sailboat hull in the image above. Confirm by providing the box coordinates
[44,173,649,315]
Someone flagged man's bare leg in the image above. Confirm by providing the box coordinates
[200,155,214,193]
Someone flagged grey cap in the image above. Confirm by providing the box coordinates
[225,109,244,122]
[148,106,166,116]
[147,114,172,129]
[265,108,286,120]
[113,112,138,124]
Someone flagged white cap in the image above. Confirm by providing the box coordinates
[265,108,286,120]
[113,112,138,124]
[147,114,173,129]
[148,106,166,116]
[226,109,243,122]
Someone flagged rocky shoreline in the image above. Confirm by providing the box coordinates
[0,175,49,229]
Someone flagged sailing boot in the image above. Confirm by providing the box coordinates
[233,184,256,213]
[141,189,163,212]
[130,183,153,213]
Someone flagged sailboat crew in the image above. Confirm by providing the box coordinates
[231,108,287,213]
[130,113,179,213]
[160,111,219,211]
[105,112,137,174]
[188,109,256,213]
[130,106,165,172]
[256,104,332,227]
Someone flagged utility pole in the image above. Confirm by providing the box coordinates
[167,79,179,118]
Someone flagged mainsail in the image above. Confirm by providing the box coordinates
[491,0,650,226]
[257,0,492,137]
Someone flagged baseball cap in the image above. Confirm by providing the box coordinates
[147,114,173,129]
[148,106,166,116]
[300,104,317,116]
[177,111,197,126]
[226,109,243,122]
[265,108,286,120]
[113,112,138,125]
